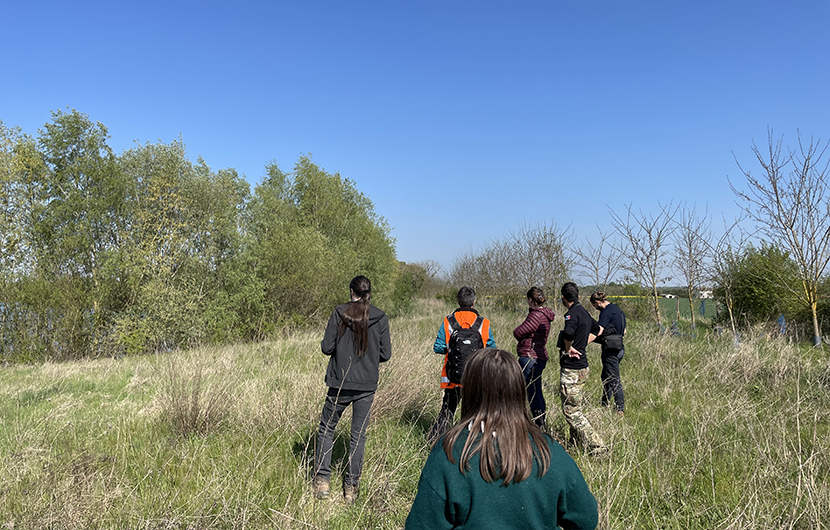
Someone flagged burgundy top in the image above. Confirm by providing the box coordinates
[513,306,556,361]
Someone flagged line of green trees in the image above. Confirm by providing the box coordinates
[0,110,424,362]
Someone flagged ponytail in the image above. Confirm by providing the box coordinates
[527,286,546,306]
[339,276,372,355]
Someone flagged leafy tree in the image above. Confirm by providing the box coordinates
[183,160,252,342]
[249,157,396,327]
[0,121,37,357]
[116,139,205,353]
[1,114,401,359]
[34,109,127,284]
[6,109,131,357]
[386,261,428,316]
[730,244,799,325]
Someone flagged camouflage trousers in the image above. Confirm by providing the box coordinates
[559,367,605,450]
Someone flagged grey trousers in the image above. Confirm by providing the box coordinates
[314,388,375,486]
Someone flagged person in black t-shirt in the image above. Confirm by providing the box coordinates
[557,282,607,455]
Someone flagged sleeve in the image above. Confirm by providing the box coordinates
[320,310,339,355]
[404,473,455,530]
[379,314,392,363]
[597,309,611,331]
[433,320,448,354]
[405,448,468,530]
[513,313,535,340]
[589,317,601,337]
[553,445,599,530]
[562,314,577,342]
[486,326,497,348]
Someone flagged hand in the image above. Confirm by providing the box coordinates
[567,346,581,358]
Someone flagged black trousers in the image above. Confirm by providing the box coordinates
[429,387,461,440]
[315,388,375,486]
[600,349,625,412]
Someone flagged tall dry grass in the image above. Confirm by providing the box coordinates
[1,296,828,529]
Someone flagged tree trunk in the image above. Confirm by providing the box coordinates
[652,286,661,326]
[811,302,822,348]
[687,285,696,328]
[726,296,736,335]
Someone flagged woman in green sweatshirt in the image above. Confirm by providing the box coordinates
[405,348,598,530]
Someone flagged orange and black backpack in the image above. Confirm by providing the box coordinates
[446,314,484,384]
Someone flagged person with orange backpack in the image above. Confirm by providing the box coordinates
[428,286,496,441]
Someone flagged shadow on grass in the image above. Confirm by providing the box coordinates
[398,399,436,436]
[292,423,350,480]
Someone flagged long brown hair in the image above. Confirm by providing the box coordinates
[441,348,551,485]
[339,275,372,355]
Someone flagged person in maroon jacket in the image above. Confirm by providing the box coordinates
[513,287,556,430]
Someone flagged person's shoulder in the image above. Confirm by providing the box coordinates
[453,309,485,324]
[368,304,388,324]
[543,433,566,454]
[426,431,464,466]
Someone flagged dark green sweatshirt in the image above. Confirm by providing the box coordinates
[405,430,598,530]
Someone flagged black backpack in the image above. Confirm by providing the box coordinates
[446,314,484,384]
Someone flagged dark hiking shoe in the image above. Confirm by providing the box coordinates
[312,476,329,500]
[343,483,359,504]
[588,444,610,457]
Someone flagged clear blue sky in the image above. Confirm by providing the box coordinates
[3,1,829,273]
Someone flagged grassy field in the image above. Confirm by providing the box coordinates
[2,297,829,529]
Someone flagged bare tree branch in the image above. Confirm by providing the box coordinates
[729,130,830,346]
[610,202,679,325]
[575,226,621,291]
[672,204,711,328]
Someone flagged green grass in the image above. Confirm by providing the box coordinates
[1,297,829,529]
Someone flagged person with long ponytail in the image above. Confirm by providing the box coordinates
[313,276,391,503]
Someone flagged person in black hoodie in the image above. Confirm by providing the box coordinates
[313,276,391,503]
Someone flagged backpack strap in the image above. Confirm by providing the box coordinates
[447,314,461,333]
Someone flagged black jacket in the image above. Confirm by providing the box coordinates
[321,302,391,391]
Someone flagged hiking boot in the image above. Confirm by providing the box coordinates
[588,444,610,457]
[343,483,359,504]
[312,476,329,500]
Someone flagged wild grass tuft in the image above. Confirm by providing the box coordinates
[155,349,236,437]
